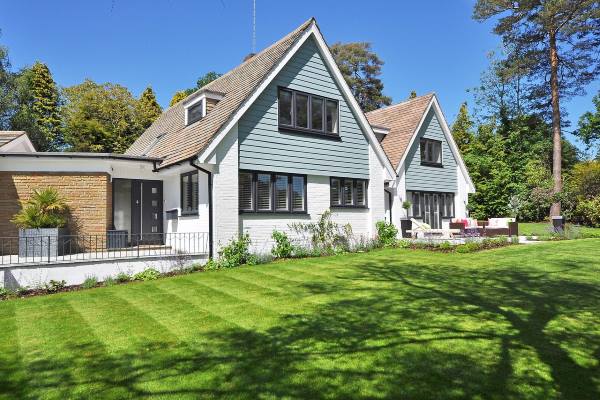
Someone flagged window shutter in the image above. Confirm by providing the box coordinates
[239,172,253,211]
[275,175,289,211]
[191,173,198,212]
[257,173,272,211]
[330,178,341,206]
[356,180,366,206]
[342,179,353,206]
[291,176,305,211]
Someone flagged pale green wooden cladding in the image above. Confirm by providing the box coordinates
[238,37,370,179]
[404,109,458,192]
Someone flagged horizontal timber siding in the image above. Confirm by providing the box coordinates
[404,109,457,192]
[238,37,369,179]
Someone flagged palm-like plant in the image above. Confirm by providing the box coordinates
[11,188,69,229]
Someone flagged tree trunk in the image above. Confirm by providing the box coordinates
[549,31,562,217]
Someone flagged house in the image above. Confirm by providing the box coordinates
[0,18,473,265]
[0,18,396,260]
[0,131,36,153]
[366,95,475,230]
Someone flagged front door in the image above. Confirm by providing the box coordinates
[130,180,163,244]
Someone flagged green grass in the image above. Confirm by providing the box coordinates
[1,241,600,399]
[519,222,600,238]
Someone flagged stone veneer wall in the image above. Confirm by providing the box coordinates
[0,172,112,237]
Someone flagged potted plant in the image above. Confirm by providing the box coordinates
[401,200,412,238]
[11,188,70,258]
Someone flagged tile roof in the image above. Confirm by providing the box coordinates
[127,18,315,168]
[0,131,26,147]
[365,94,434,169]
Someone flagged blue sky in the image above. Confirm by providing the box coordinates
[1,0,597,151]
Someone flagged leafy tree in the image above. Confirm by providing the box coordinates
[575,91,600,157]
[330,42,391,112]
[451,102,475,153]
[10,62,62,150]
[409,90,417,99]
[0,35,15,129]
[473,0,600,217]
[62,79,143,153]
[169,71,221,106]
[136,86,162,130]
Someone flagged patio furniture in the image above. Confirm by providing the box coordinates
[408,219,460,239]
[485,218,518,237]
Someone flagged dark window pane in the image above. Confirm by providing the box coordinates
[187,101,203,125]
[330,178,341,206]
[257,173,272,211]
[295,93,309,128]
[311,97,324,131]
[275,175,289,211]
[411,192,421,217]
[181,172,198,214]
[182,175,190,212]
[239,172,253,211]
[292,176,305,211]
[356,180,366,206]
[326,100,338,133]
[278,90,293,126]
[191,173,198,212]
[343,179,353,206]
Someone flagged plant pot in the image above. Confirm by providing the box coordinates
[400,219,412,238]
[18,228,69,259]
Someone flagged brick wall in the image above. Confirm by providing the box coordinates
[0,172,111,237]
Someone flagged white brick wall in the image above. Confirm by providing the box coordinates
[212,124,240,254]
[368,145,386,235]
[241,175,372,254]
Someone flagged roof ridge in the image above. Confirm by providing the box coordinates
[173,18,315,107]
[366,93,435,115]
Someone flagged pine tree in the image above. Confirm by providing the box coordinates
[137,86,162,130]
[451,103,474,153]
[11,62,61,150]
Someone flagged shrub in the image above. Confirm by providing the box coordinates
[44,279,66,292]
[11,187,69,229]
[397,239,411,248]
[271,230,294,259]
[203,258,220,271]
[133,268,160,281]
[0,287,9,299]
[574,196,600,228]
[456,242,480,253]
[438,241,453,251]
[218,234,257,269]
[290,210,348,251]
[82,276,98,289]
[376,221,398,247]
[115,272,132,283]
[103,276,116,287]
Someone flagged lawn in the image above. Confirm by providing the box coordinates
[1,241,599,399]
[519,222,600,238]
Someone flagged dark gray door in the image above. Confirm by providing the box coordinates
[130,180,163,244]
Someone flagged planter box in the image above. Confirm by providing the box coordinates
[400,219,412,238]
[18,228,69,259]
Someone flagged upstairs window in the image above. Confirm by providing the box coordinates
[330,177,368,208]
[186,100,204,125]
[420,139,442,166]
[239,171,306,213]
[181,171,199,215]
[278,88,338,135]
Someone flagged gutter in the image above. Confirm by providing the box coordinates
[189,159,214,259]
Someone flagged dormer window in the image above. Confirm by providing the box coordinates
[186,100,204,125]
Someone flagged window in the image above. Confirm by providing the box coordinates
[420,139,442,166]
[239,171,306,213]
[278,88,338,135]
[407,191,454,218]
[181,171,199,215]
[278,89,293,126]
[187,100,204,125]
[330,177,368,208]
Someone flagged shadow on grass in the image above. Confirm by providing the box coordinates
[1,254,599,399]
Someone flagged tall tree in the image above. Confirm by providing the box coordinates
[169,71,221,106]
[451,102,475,153]
[474,0,600,217]
[136,86,162,130]
[62,79,143,153]
[0,34,15,129]
[330,42,391,112]
[409,90,417,99]
[11,62,62,150]
[575,91,600,157]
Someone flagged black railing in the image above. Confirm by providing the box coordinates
[0,231,209,266]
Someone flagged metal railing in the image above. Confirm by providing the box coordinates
[0,231,209,266]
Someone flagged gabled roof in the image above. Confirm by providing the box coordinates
[365,94,434,169]
[0,131,27,147]
[127,18,315,168]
